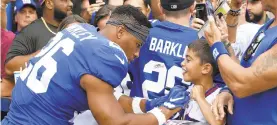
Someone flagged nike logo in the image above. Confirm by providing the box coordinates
[170,97,184,102]
[115,54,125,65]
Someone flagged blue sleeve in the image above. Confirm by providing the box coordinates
[90,12,97,25]
[70,40,128,88]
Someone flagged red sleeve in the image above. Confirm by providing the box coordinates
[1,28,15,78]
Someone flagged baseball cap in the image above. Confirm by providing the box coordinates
[15,0,37,12]
[161,0,195,11]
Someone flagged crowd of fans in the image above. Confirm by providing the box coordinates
[1,0,276,124]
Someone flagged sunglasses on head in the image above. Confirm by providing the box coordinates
[243,31,265,61]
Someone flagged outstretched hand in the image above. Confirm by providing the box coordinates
[162,85,190,109]
[145,85,190,111]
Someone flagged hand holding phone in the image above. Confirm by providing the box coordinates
[195,3,208,22]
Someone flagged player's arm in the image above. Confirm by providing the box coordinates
[5,32,40,76]
[217,44,277,98]
[80,74,179,125]
[116,95,148,113]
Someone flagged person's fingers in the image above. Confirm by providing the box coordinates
[228,99,234,115]
[90,2,105,7]
[218,103,226,120]
[216,98,225,120]
[192,23,204,30]
[208,16,217,32]
[212,97,220,120]
[193,18,205,25]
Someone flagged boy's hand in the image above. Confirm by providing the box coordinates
[191,85,205,102]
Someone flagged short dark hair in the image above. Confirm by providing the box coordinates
[109,5,152,29]
[94,5,116,27]
[58,15,87,31]
[188,39,219,77]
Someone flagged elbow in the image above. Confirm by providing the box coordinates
[229,82,251,98]
[5,64,14,76]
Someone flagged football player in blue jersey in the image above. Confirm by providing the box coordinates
[2,5,190,125]
[128,0,198,99]
[205,0,277,124]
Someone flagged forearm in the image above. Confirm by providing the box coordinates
[1,78,14,97]
[217,55,250,97]
[5,54,35,75]
[226,15,238,43]
[1,2,7,29]
[226,43,239,63]
[196,98,225,125]
[226,3,240,43]
[118,95,148,113]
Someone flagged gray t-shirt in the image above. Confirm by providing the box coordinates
[5,18,57,63]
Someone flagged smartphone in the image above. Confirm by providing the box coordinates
[195,3,208,22]
[214,0,230,18]
[89,0,96,4]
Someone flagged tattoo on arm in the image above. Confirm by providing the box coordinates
[254,50,277,76]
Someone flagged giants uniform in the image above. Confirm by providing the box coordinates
[129,20,198,99]
[3,23,128,124]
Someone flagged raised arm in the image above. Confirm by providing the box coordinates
[204,15,277,98]
[217,45,277,98]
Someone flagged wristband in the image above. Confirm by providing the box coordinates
[132,97,144,114]
[228,9,241,16]
[113,91,123,100]
[220,86,233,95]
[148,108,166,125]
[211,42,229,61]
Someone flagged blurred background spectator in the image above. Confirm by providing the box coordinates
[93,5,115,30]
[13,0,38,34]
[5,0,73,78]
[247,0,269,25]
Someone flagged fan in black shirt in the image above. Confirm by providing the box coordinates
[5,0,73,77]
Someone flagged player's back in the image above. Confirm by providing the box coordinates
[130,20,198,99]
[3,23,128,125]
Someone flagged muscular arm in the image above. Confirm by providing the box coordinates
[196,98,225,125]
[81,74,178,125]
[117,95,147,113]
[217,44,277,98]
[4,29,40,76]
[5,51,40,76]
[225,41,239,63]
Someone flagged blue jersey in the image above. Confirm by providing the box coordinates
[227,19,277,125]
[3,23,128,125]
[129,20,198,99]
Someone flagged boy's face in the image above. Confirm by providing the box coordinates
[181,49,211,83]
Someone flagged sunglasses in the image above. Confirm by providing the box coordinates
[243,31,265,61]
